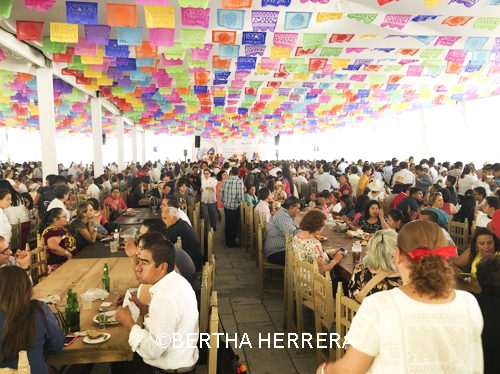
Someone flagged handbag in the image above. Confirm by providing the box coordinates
[355,271,391,304]
[49,304,69,335]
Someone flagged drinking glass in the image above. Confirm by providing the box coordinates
[113,280,119,295]
[110,241,118,253]
[152,206,157,214]
[98,312,106,331]
[81,294,92,310]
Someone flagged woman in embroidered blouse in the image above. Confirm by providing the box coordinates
[355,200,390,234]
[451,227,500,280]
[39,208,77,275]
[317,220,483,374]
[293,210,344,275]
[348,230,402,300]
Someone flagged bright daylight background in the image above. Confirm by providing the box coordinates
[1,94,499,167]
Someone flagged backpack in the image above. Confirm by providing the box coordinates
[38,186,55,219]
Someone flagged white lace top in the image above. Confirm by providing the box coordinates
[4,205,31,224]
[348,288,483,374]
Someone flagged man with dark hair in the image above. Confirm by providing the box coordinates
[220,167,244,248]
[392,161,415,187]
[254,187,276,223]
[471,255,500,374]
[348,166,360,196]
[448,161,464,183]
[397,187,422,214]
[415,165,432,191]
[161,196,192,226]
[115,240,199,374]
[47,184,71,220]
[270,161,282,177]
[390,184,412,209]
[244,163,258,193]
[264,196,301,266]
[419,210,455,246]
[445,176,459,205]
[476,196,500,228]
[473,187,488,211]
[315,164,339,192]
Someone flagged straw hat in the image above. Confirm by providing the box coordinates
[394,175,405,184]
[368,179,384,191]
[275,181,284,188]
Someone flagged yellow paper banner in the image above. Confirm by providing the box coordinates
[82,49,104,65]
[188,105,198,113]
[451,85,464,93]
[261,87,274,95]
[271,46,291,60]
[84,65,102,78]
[331,59,350,69]
[50,22,78,43]
[469,66,485,78]
[317,12,344,23]
[85,82,99,91]
[284,82,298,86]
[356,34,380,41]
[214,90,226,97]
[144,6,175,29]
[97,75,113,86]
[256,63,269,74]
[422,0,442,9]
[293,73,309,81]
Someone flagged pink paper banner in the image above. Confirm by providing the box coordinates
[346,48,368,54]
[273,33,299,50]
[406,65,424,77]
[75,38,98,56]
[192,44,213,60]
[181,7,210,29]
[435,36,461,47]
[149,28,175,47]
[445,49,467,64]
[381,14,411,30]
[24,0,56,12]
[261,57,280,71]
[136,0,169,4]
[161,56,183,66]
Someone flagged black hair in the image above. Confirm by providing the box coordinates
[486,196,500,211]
[476,255,500,296]
[142,240,176,273]
[409,187,421,197]
[0,181,23,207]
[339,195,353,215]
[420,209,439,223]
[354,195,370,214]
[54,184,70,199]
[447,175,457,186]
[87,198,99,210]
[282,196,300,210]
[473,187,487,198]
[452,195,476,233]
[21,193,33,210]
[142,218,168,237]
[39,208,63,235]
[364,200,381,219]
[258,187,270,201]
[438,188,451,203]
[388,209,405,224]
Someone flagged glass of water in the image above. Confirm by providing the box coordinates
[98,312,106,331]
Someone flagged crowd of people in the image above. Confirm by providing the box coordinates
[0,156,499,373]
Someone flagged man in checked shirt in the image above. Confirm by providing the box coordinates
[219,167,244,248]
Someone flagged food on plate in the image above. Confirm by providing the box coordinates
[87,330,105,340]
[315,235,327,241]
[361,240,368,246]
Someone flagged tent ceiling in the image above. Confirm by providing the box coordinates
[0,0,499,138]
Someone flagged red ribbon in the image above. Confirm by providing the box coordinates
[408,246,458,262]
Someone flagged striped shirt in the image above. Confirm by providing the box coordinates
[264,208,301,257]
[219,176,244,210]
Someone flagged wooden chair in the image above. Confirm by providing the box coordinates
[283,232,296,333]
[27,213,39,249]
[195,203,201,239]
[240,201,246,250]
[199,259,215,334]
[10,219,22,251]
[258,225,284,300]
[314,268,335,364]
[448,218,469,254]
[193,214,199,243]
[200,219,205,256]
[206,229,214,262]
[99,189,105,205]
[0,350,29,373]
[294,252,316,343]
[175,236,182,249]
[29,244,48,285]
[335,282,361,360]
[77,193,90,206]
[244,203,255,257]
[207,305,219,374]
[308,179,318,197]
[102,205,110,221]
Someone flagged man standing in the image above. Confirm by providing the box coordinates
[115,240,199,374]
[415,165,432,191]
[220,167,244,248]
[391,162,415,187]
[200,169,218,232]
[68,163,81,179]
[315,165,339,192]
[269,162,283,177]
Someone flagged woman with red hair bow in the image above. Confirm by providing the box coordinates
[316,220,483,374]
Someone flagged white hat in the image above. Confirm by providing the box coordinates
[422,164,429,169]
[368,179,384,191]
[440,168,447,173]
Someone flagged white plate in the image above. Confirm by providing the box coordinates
[83,333,111,344]
[93,310,118,325]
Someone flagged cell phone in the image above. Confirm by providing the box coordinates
[64,335,77,347]
[338,248,347,255]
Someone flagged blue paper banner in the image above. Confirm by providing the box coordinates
[214,97,226,107]
[471,50,491,65]
[238,108,248,115]
[213,80,228,85]
[261,0,291,7]
[117,27,143,46]
[117,58,136,72]
[411,35,437,45]
[136,58,156,67]
[411,15,439,22]
[242,32,267,45]
[284,12,312,31]
[236,57,257,70]
[464,37,489,52]
[105,40,130,57]
[219,45,240,60]
[194,86,208,94]
[215,72,231,80]
[217,10,245,31]
[66,1,98,25]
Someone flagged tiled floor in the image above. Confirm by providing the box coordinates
[58,221,319,374]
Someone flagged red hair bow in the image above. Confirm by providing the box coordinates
[408,246,457,262]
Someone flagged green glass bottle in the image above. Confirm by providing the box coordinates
[102,263,110,293]
[65,289,73,328]
[71,293,80,332]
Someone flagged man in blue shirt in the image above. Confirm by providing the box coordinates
[220,167,244,248]
[397,187,423,217]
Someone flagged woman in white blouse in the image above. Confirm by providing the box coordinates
[457,165,477,202]
[317,220,483,374]
[0,181,30,247]
[0,189,12,242]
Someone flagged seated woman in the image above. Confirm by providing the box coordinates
[337,195,355,221]
[104,187,127,218]
[244,185,259,208]
[472,255,500,374]
[87,198,108,235]
[438,188,458,216]
[348,230,402,302]
[328,191,342,214]
[355,200,390,234]
[39,208,78,274]
[68,202,106,251]
[273,181,287,205]
[387,209,405,232]
[117,173,127,194]
[353,195,370,222]
[0,266,64,373]
[318,220,483,374]
[452,227,500,280]
[293,210,344,275]
[367,180,388,203]
[159,171,176,197]
[451,195,476,235]
[424,192,450,229]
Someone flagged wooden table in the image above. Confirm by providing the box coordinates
[114,207,160,226]
[74,240,128,259]
[33,258,139,366]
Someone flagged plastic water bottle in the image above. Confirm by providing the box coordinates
[114,229,119,242]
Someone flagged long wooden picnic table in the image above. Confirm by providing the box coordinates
[33,258,139,366]
[113,207,160,226]
[295,208,481,293]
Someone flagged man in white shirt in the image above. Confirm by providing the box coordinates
[337,159,348,173]
[269,162,283,177]
[294,171,308,194]
[315,165,339,192]
[348,166,360,197]
[255,188,276,223]
[47,185,71,220]
[102,174,112,193]
[161,196,192,227]
[476,196,500,228]
[151,163,162,184]
[0,236,31,279]
[68,163,81,179]
[115,240,199,374]
[200,169,218,231]
[391,162,415,187]
[109,162,118,175]
[433,168,448,188]
[86,178,100,201]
